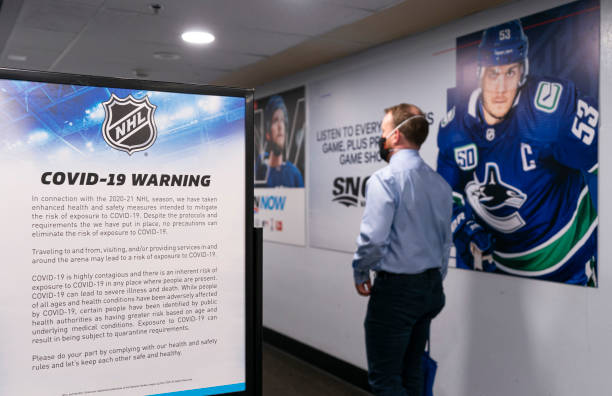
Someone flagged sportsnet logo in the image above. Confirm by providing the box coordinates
[332,176,369,207]
[254,218,283,232]
[254,195,286,213]
[254,195,286,233]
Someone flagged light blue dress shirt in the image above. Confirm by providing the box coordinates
[352,149,453,284]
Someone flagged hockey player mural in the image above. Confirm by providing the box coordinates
[254,88,305,188]
[253,86,307,246]
[437,2,599,286]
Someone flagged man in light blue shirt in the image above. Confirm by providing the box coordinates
[353,103,452,396]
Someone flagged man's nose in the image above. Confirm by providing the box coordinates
[494,75,506,92]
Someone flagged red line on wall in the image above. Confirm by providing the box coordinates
[431,5,600,57]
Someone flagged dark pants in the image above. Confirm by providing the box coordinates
[364,268,445,396]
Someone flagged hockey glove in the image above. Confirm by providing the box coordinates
[453,214,494,270]
[460,220,493,254]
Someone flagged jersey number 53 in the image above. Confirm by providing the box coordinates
[572,99,598,145]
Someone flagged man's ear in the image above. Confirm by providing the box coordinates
[392,129,401,145]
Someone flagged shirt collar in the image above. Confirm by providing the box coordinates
[389,148,420,165]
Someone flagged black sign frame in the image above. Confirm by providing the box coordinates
[0,67,258,396]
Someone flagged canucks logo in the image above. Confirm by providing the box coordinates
[465,163,527,233]
[534,81,563,114]
[102,94,158,155]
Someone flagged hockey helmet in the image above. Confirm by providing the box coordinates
[478,20,529,85]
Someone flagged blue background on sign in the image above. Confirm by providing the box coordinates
[147,382,245,396]
[0,80,245,163]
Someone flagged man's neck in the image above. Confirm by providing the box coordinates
[269,152,283,168]
[388,144,419,160]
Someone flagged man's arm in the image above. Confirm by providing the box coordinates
[551,84,598,210]
[552,85,598,173]
[352,174,396,287]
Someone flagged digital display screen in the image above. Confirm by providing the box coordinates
[0,77,247,395]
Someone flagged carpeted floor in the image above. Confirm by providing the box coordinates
[263,343,371,395]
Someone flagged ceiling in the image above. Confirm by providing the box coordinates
[0,0,509,89]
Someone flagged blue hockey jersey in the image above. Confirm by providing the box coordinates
[255,153,304,188]
[437,76,598,284]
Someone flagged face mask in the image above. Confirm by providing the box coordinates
[378,129,397,162]
[378,114,426,162]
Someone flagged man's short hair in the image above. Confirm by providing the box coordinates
[384,103,428,147]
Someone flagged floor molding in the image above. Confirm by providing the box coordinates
[263,327,370,393]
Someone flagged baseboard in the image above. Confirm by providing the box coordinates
[263,327,370,392]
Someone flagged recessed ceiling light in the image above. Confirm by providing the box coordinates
[181,31,215,45]
[153,51,181,60]
[8,54,27,62]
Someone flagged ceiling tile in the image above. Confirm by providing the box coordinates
[214,37,370,87]
[56,36,264,73]
[218,1,373,37]
[83,9,188,47]
[19,0,99,33]
[317,0,404,11]
[83,8,311,57]
[103,0,170,15]
[211,27,307,56]
[61,0,105,6]
[54,58,227,84]
[102,0,373,37]
[53,59,150,78]
[0,0,25,60]
[0,48,60,71]
[5,27,76,52]
[1,0,511,89]
[181,48,265,71]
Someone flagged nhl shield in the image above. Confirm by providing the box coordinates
[102,94,157,155]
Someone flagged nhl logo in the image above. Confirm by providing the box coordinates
[486,128,495,141]
[102,94,157,155]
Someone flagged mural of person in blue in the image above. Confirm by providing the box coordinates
[437,19,598,286]
[255,95,304,187]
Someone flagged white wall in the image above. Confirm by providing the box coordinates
[258,1,612,395]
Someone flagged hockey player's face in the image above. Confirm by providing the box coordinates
[481,62,522,123]
[267,108,286,153]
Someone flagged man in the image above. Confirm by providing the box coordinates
[255,95,304,187]
[353,103,452,395]
[437,20,598,285]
